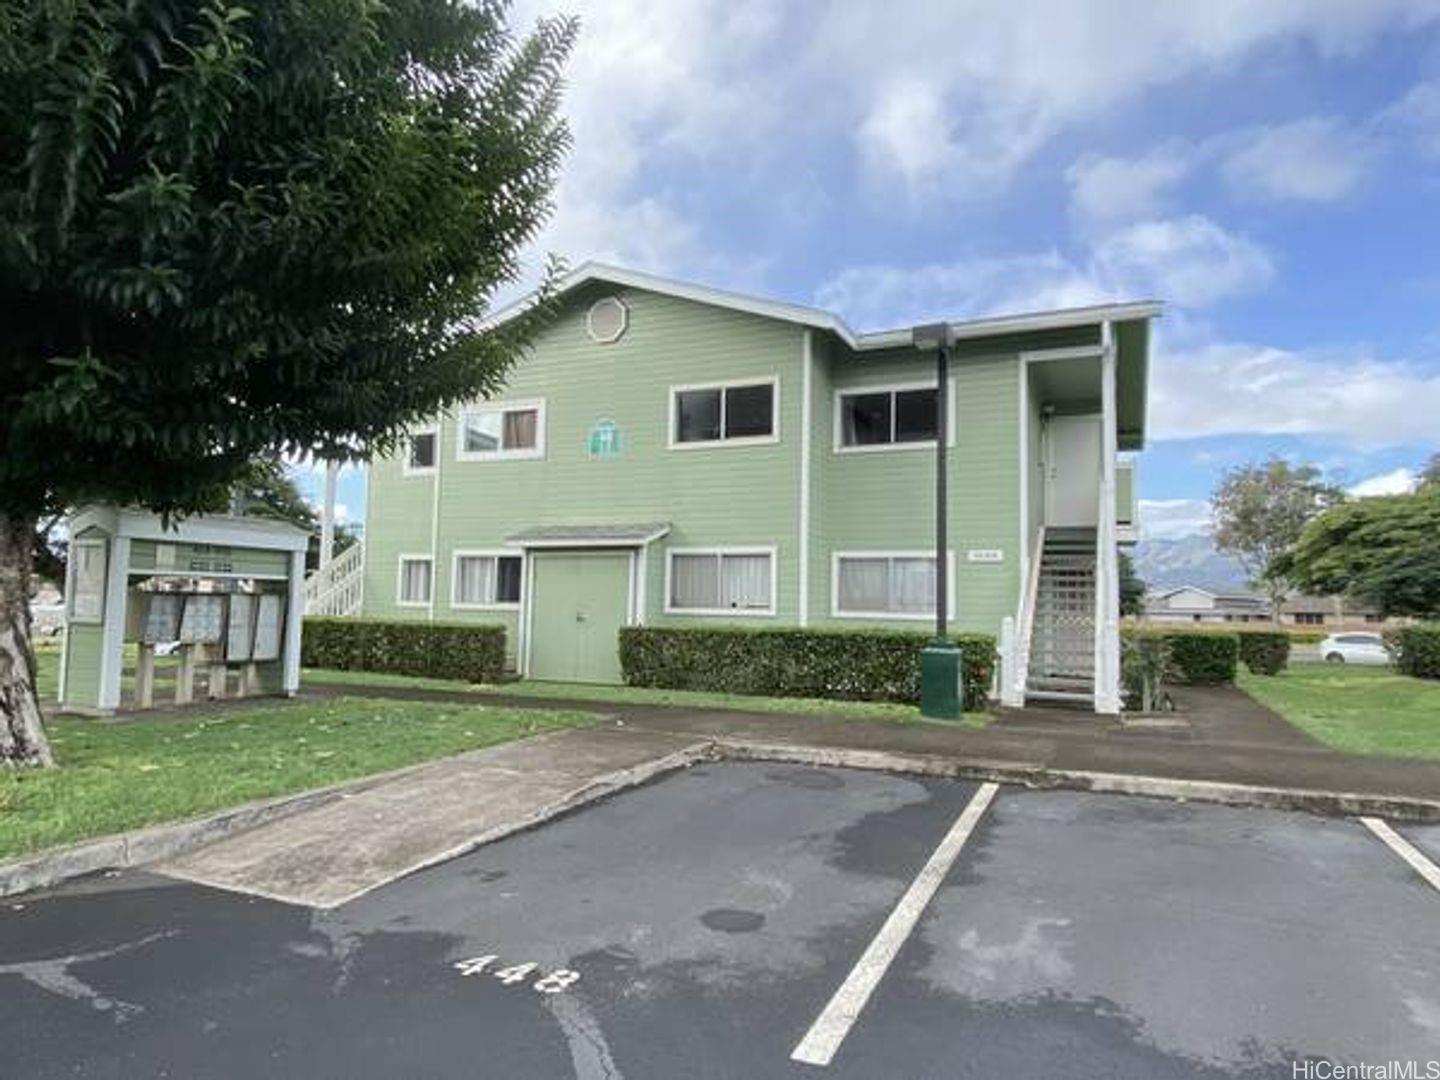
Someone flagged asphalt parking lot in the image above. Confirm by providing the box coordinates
[4,762,1439,1079]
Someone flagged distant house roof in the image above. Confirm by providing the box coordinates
[1144,586,1269,615]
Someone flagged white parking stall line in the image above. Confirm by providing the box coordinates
[791,781,1000,1068]
[1360,817,1440,894]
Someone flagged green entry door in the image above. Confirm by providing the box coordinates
[528,550,631,683]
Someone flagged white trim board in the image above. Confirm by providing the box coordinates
[485,260,1162,353]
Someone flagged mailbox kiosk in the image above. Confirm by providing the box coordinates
[58,506,310,714]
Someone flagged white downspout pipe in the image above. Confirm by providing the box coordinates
[1094,323,1122,714]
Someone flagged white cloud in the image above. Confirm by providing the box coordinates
[1349,468,1420,497]
[1219,117,1376,202]
[814,215,1270,328]
[814,0,1440,203]
[1139,498,1213,540]
[1067,147,1192,225]
[1150,338,1440,446]
[1377,78,1440,159]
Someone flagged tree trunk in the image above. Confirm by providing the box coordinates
[0,512,53,767]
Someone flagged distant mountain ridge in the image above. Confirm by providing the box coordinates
[1131,534,1250,593]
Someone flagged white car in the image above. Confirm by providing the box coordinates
[1318,632,1390,665]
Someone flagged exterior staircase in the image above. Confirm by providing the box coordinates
[1025,526,1096,704]
[305,541,365,617]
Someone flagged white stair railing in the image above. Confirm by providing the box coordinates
[1006,525,1046,706]
[305,541,365,617]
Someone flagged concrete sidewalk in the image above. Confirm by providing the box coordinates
[157,726,708,907]
[310,683,1440,817]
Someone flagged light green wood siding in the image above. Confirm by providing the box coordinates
[61,624,104,707]
[129,540,289,577]
[364,284,1044,671]
[814,347,1022,636]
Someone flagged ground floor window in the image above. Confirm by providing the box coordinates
[667,548,775,615]
[1293,612,1325,625]
[832,552,945,619]
[453,552,522,608]
[397,556,433,606]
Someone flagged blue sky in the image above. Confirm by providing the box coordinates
[296,0,1440,540]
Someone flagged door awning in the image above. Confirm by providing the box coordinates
[505,522,671,548]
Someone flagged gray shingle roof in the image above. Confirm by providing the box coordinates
[505,522,671,547]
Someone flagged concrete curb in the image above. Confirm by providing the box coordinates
[714,740,1440,823]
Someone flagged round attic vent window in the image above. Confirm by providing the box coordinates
[586,296,628,344]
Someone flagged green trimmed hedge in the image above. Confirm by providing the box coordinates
[1238,631,1290,676]
[302,617,506,683]
[1123,629,1238,685]
[1385,624,1440,679]
[618,626,997,711]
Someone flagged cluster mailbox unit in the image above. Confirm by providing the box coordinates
[58,506,310,714]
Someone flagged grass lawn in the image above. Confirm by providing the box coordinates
[303,667,991,728]
[0,696,595,861]
[1237,663,1440,760]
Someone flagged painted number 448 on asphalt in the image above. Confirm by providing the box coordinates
[452,954,580,994]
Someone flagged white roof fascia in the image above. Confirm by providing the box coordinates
[484,261,1161,353]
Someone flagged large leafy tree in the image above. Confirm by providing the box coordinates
[0,0,575,765]
[1277,486,1440,619]
[1210,457,1343,621]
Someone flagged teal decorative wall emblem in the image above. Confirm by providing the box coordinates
[586,418,622,459]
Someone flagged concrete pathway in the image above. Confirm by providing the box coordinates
[157,726,707,908]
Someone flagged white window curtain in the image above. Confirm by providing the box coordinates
[455,556,496,605]
[721,554,770,610]
[837,557,888,613]
[837,555,938,615]
[401,559,432,603]
[890,557,936,614]
[671,554,720,609]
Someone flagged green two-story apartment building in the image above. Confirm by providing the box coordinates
[333,263,1157,713]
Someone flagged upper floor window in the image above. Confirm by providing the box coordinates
[835,383,949,452]
[671,378,778,447]
[457,399,545,461]
[403,424,438,475]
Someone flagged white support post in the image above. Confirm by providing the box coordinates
[208,657,228,700]
[1094,323,1122,715]
[282,549,306,695]
[97,536,130,713]
[135,643,156,710]
[175,644,196,705]
[319,459,339,570]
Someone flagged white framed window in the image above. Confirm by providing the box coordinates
[456,398,546,461]
[396,555,433,606]
[670,377,779,448]
[452,551,523,609]
[67,538,108,623]
[665,547,777,616]
[831,551,954,620]
[833,380,956,453]
[402,423,439,476]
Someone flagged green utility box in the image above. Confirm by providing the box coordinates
[920,639,963,720]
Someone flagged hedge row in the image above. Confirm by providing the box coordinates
[302,617,506,683]
[1237,631,1290,676]
[1385,624,1440,679]
[1122,629,1239,684]
[618,626,997,711]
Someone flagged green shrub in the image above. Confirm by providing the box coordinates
[1386,624,1440,679]
[1238,631,1290,676]
[302,618,506,683]
[618,626,997,711]
[1124,629,1238,685]
[1122,630,1175,712]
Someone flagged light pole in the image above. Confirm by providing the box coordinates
[913,322,961,720]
